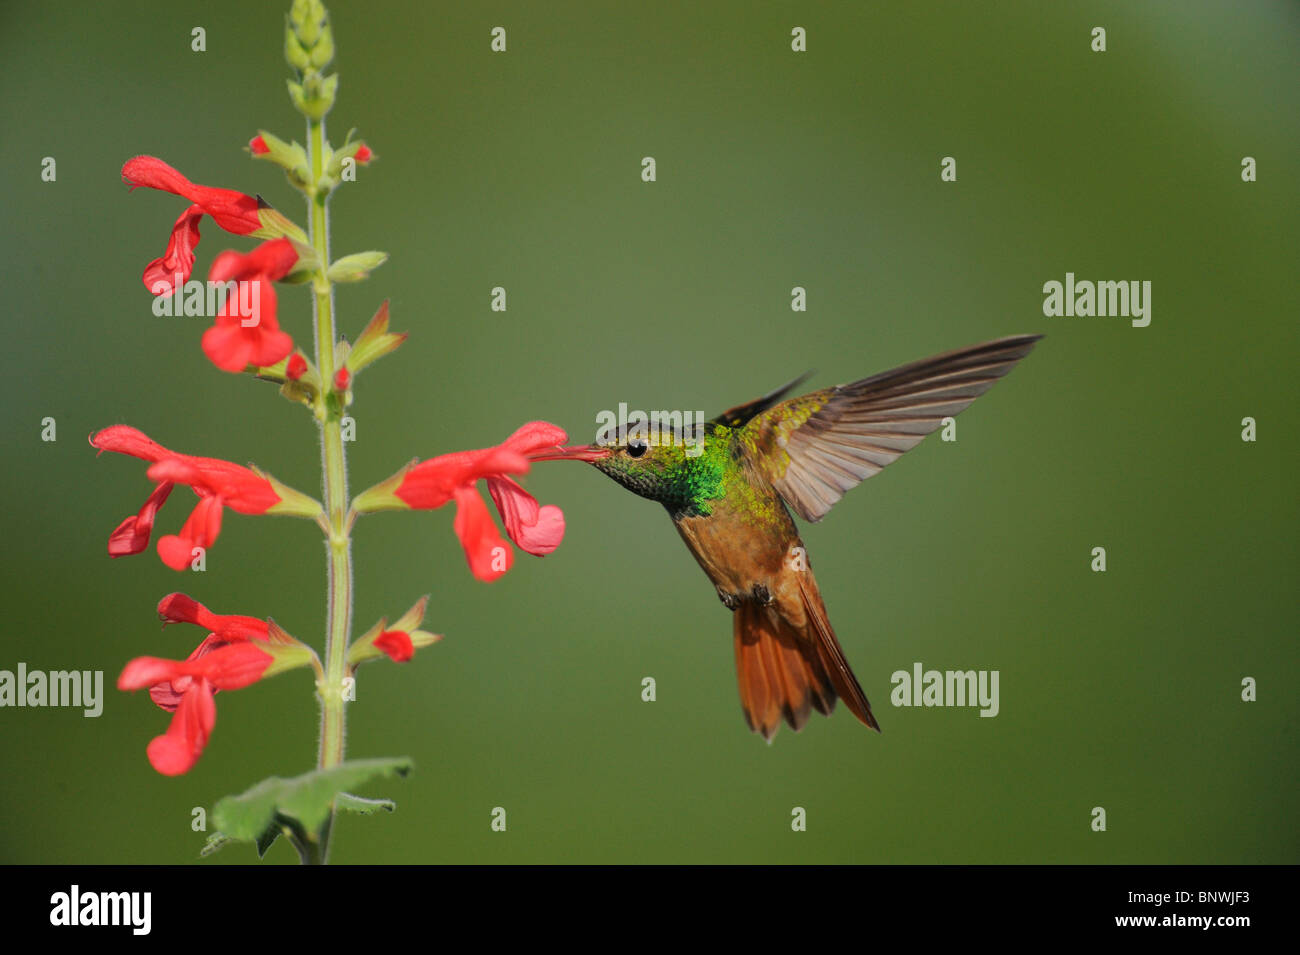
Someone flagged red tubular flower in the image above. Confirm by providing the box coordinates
[119,642,273,776]
[373,630,414,663]
[108,480,174,557]
[387,422,598,582]
[157,592,269,641]
[150,594,270,709]
[249,135,270,156]
[286,353,308,380]
[201,238,298,372]
[452,484,514,580]
[91,425,283,571]
[122,156,269,296]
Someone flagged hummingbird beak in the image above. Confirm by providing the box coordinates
[526,444,611,463]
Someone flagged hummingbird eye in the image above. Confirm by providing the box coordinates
[626,437,649,458]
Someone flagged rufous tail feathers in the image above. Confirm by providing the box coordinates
[732,579,878,740]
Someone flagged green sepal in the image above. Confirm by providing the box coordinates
[286,78,308,113]
[324,139,375,183]
[255,354,291,382]
[347,300,407,374]
[327,251,388,283]
[288,0,332,62]
[288,72,338,120]
[284,14,311,71]
[251,466,325,521]
[348,598,440,668]
[252,205,309,244]
[282,239,320,281]
[257,351,320,407]
[351,458,418,513]
[308,22,334,69]
[346,617,386,667]
[250,129,311,190]
[260,620,322,679]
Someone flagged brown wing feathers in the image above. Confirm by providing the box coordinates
[749,334,1042,522]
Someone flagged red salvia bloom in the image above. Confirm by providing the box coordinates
[108,479,174,558]
[122,156,270,296]
[91,425,283,571]
[201,238,298,372]
[286,352,308,380]
[150,594,270,709]
[157,592,269,641]
[392,422,599,582]
[373,630,414,663]
[119,641,273,776]
[249,135,270,156]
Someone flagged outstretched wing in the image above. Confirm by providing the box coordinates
[737,334,1042,522]
[711,371,813,429]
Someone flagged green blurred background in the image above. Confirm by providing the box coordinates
[1,0,1295,864]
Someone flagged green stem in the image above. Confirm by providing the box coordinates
[308,113,350,864]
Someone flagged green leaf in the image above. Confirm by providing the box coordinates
[337,792,396,815]
[212,757,413,844]
[256,823,282,859]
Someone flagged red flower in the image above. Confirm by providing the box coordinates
[119,593,314,775]
[286,353,308,380]
[333,367,350,392]
[123,156,270,296]
[249,135,270,156]
[157,592,269,642]
[390,422,599,582]
[91,425,283,571]
[200,238,298,372]
[373,630,414,663]
[119,641,273,775]
[149,593,270,709]
[354,144,374,164]
[108,480,174,557]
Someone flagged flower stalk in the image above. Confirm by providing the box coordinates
[306,109,351,863]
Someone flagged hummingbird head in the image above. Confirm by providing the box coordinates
[587,421,728,516]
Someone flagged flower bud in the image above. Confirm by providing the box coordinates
[326,251,388,284]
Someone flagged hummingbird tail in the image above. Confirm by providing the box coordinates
[796,575,880,734]
[733,585,879,740]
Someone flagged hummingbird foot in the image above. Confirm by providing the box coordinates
[716,587,740,611]
[751,583,773,606]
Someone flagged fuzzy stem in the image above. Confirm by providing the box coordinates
[307,112,351,864]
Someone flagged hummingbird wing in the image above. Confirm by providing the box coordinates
[710,370,814,428]
[737,334,1041,522]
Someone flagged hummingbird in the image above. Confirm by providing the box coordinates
[585,334,1041,740]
